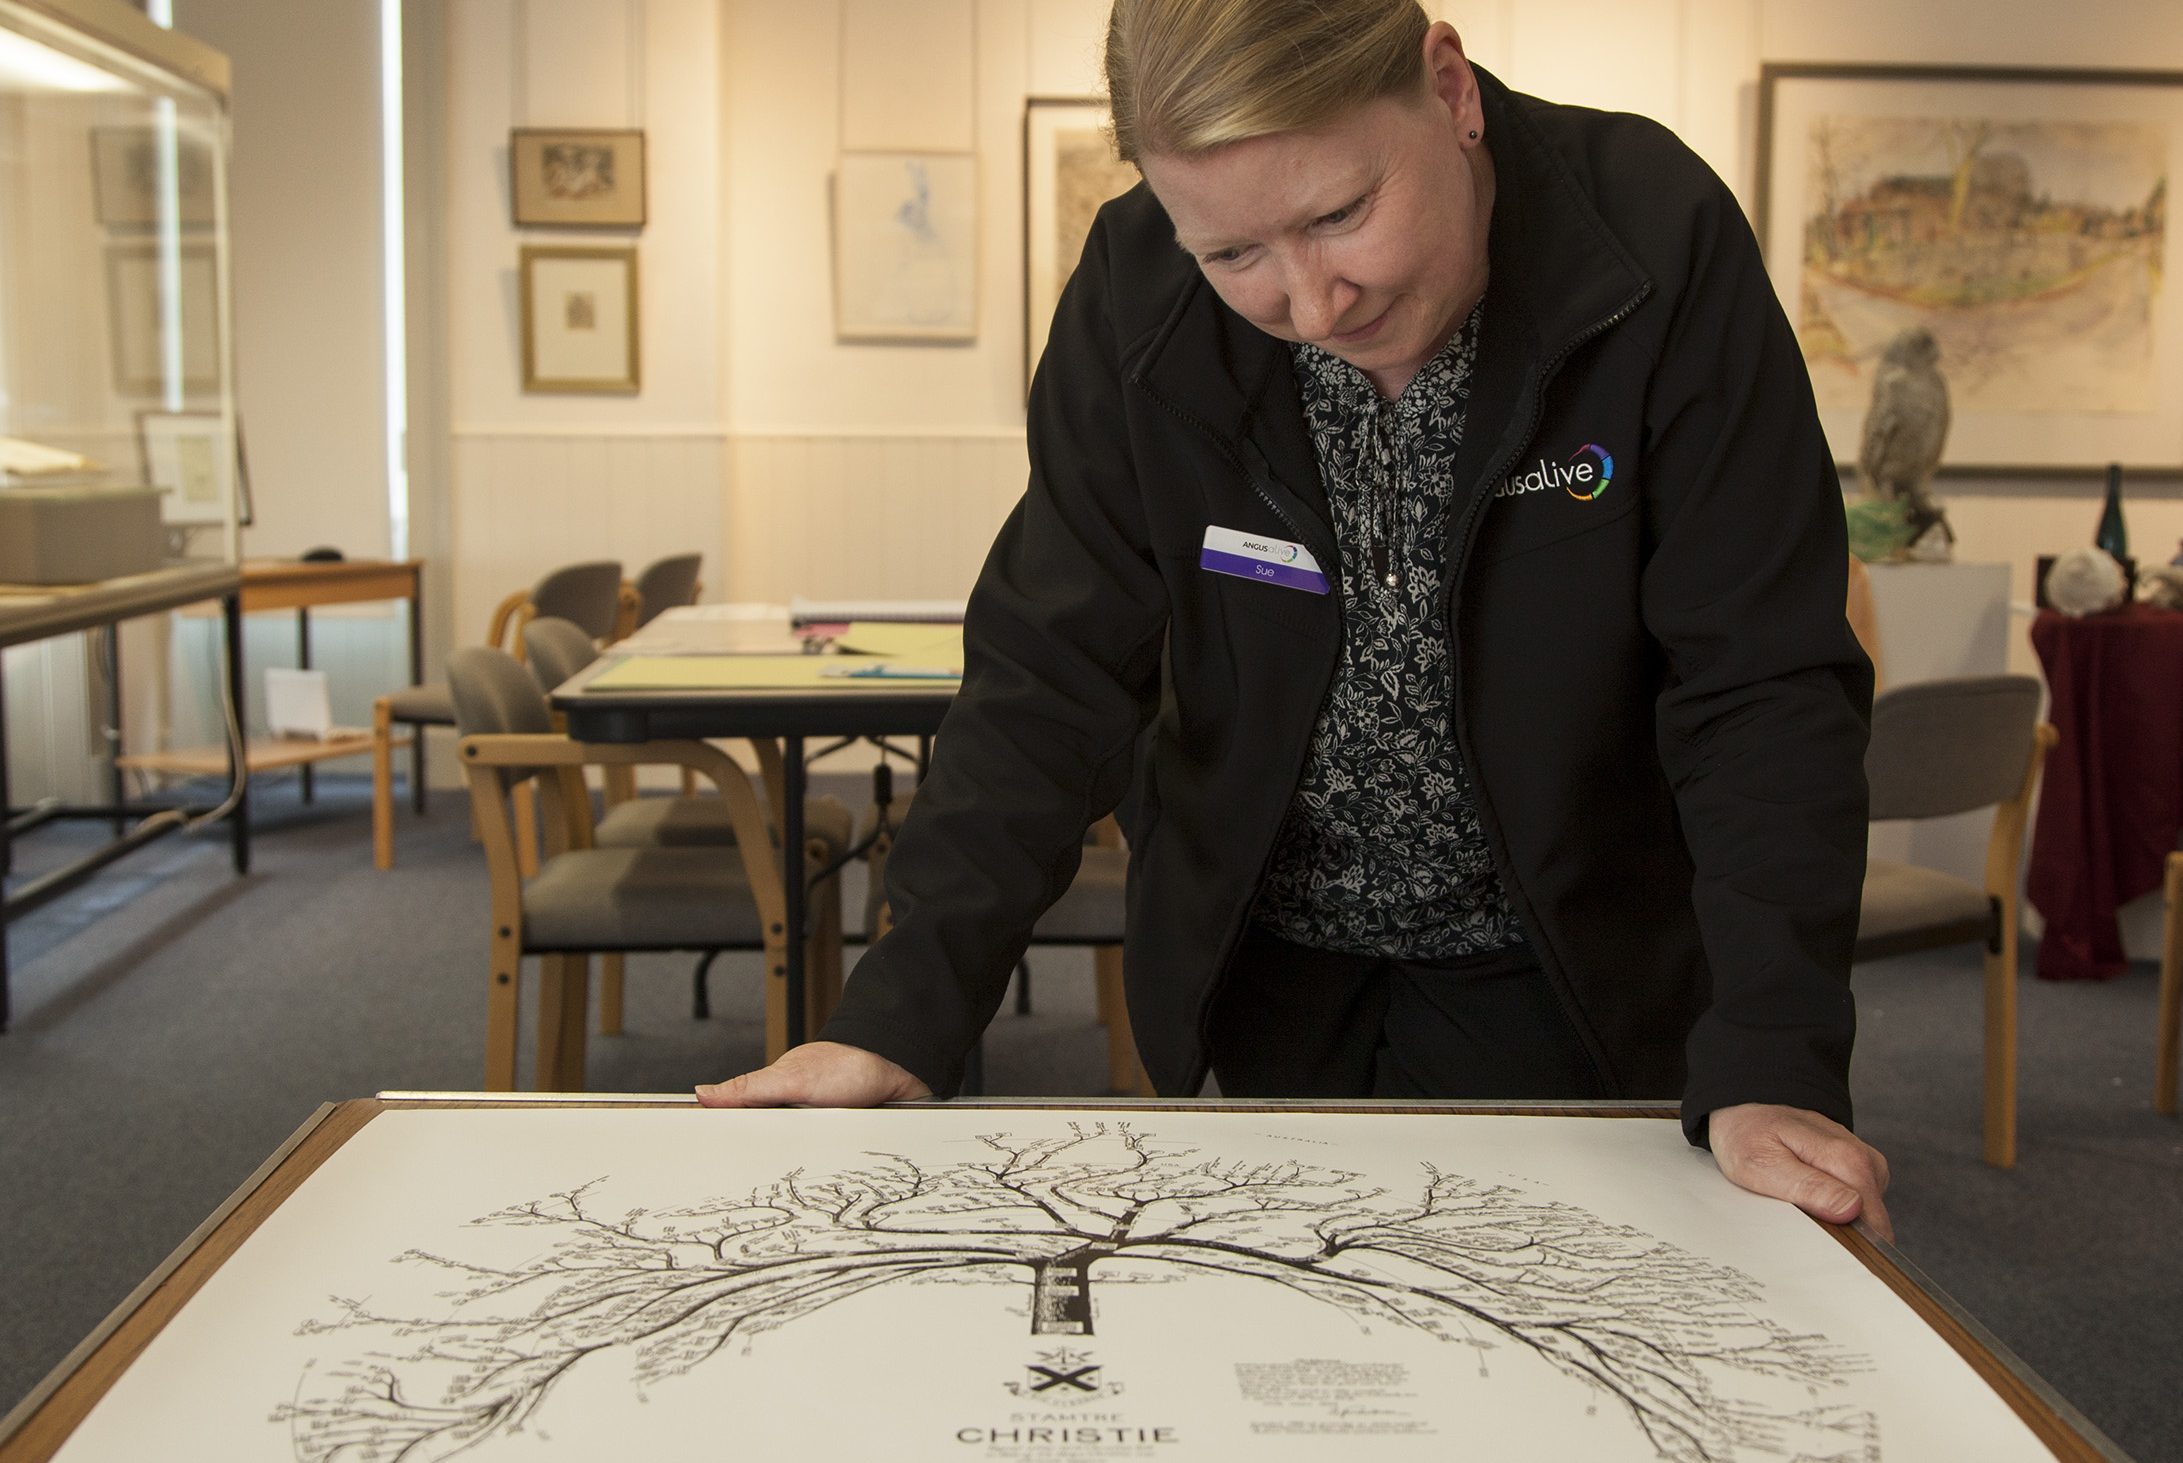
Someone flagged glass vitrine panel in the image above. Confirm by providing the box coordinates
[0,0,236,548]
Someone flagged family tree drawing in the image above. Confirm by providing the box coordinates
[273,1124,1872,1463]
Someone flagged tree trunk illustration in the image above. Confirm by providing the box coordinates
[1030,1245,1102,1334]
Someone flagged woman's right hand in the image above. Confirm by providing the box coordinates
[695,1041,934,1108]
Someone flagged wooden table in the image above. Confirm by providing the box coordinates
[0,561,244,1030]
[0,1097,2128,1462]
[118,558,424,805]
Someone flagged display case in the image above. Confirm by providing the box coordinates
[0,0,236,568]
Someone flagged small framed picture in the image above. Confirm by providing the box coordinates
[832,150,979,342]
[137,409,243,526]
[105,242,223,396]
[520,245,640,394]
[510,128,647,228]
[90,125,218,228]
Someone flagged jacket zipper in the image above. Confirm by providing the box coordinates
[1440,284,1651,1095]
[1133,383,1345,1093]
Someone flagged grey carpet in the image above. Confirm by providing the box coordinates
[2,774,2179,1460]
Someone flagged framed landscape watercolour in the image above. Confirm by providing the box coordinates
[832,150,978,343]
[1757,64,2183,474]
[137,409,243,526]
[519,245,640,394]
[1024,97,1140,390]
[510,128,646,228]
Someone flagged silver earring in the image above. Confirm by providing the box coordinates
[1467,129,1479,141]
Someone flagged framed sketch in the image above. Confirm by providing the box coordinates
[520,245,640,393]
[137,410,242,526]
[90,125,218,228]
[1024,98,1138,387]
[1756,64,2183,474]
[104,242,222,396]
[509,128,647,228]
[832,150,978,342]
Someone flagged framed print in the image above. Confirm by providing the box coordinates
[137,410,240,526]
[104,242,222,396]
[509,128,647,228]
[1757,64,2183,474]
[520,245,640,394]
[90,125,218,228]
[832,151,978,342]
[1024,98,1138,387]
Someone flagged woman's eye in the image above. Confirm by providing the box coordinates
[1316,197,1366,227]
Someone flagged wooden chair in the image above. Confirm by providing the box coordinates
[2157,852,2183,1116]
[613,552,704,640]
[523,616,852,1037]
[1853,674,2055,1168]
[865,802,1152,1096]
[372,561,624,871]
[449,646,838,1089]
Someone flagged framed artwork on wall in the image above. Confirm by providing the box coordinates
[1023,98,1138,390]
[137,409,244,526]
[104,241,222,396]
[510,128,647,228]
[832,150,979,343]
[1756,63,2183,474]
[520,245,641,394]
[90,125,218,228]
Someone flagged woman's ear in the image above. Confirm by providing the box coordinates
[1421,21,1482,138]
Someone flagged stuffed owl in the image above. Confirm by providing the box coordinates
[1857,327,1953,557]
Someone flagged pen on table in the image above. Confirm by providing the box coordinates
[819,664,963,679]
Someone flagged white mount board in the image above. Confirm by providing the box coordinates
[50,1109,2055,1461]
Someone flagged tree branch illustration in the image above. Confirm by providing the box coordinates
[275,1125,1867,1463]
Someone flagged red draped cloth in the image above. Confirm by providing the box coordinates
[2026,604,2183,981]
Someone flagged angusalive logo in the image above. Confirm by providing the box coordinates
[1498,443,1616,502]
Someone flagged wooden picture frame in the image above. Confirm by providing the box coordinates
[1023,98,1137,390]
[104,241,222,396]
[831,150,979,343]
[519,245,641,394]
[1756,64,2183,475]
[509,128,647,228]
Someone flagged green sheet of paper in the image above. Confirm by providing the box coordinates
[586,655,958,691]
[830,621,964,663]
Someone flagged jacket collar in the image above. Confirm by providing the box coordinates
[1126,65,1652,545]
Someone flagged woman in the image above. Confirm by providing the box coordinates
[702,0,1890,1239]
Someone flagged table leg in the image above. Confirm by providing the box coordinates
[225,591,250,875]
[106,626,125,834]
[783,734,807,1048]
[409,573,427,815]
[296,607,314,804]
[1,665,10,1028]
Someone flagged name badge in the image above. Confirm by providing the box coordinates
[1198,525,1329,595]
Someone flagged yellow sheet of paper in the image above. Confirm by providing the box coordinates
[585,655,958,691]
[830,621,964,664]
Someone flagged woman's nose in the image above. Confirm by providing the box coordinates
[1286,264,1355,342]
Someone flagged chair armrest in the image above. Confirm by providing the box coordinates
[484,589,531,651]
[1986,722,2059,900]
[461,734,786,921]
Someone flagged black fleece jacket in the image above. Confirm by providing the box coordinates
[821,68,1874,1140]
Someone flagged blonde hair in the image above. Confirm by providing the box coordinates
[1104,0,1432,162]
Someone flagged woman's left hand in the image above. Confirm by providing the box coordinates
[1706,1102,1894,1243]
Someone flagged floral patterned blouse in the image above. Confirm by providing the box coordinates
[1253,305,1527,961]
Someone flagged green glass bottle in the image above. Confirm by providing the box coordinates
[2095,462,2128,559]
